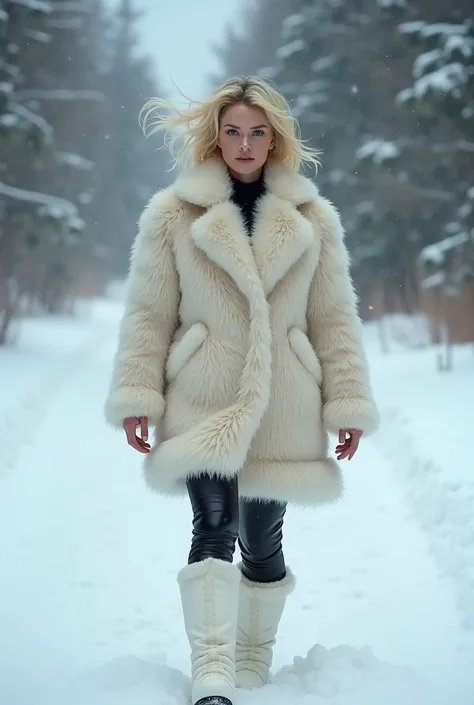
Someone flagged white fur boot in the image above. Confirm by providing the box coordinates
[177,558,241,705]
[235,565,296,689]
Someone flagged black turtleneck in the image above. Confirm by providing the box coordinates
[229,171,266,235]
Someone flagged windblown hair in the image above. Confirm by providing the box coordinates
[139,75,321,173]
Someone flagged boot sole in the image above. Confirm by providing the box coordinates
[195,697,233,705]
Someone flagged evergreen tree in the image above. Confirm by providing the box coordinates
[92,0,169,278]
[0,0,168,343]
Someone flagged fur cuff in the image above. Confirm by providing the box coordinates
[237,563,296,596]
[104,386,165,429]
[323,397,380,437]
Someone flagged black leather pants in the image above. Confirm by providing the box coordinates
[186,473,287,583]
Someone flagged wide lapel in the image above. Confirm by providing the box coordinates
[172,156,321,300]
[191,201,262,303]
[251,193,314,296]
[173,157,263,302]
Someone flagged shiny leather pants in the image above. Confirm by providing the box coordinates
[187,473,287,583]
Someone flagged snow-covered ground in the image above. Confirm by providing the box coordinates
[0,300,473,705]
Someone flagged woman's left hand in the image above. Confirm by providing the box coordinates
[336,429,363,461]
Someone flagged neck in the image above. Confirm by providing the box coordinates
[228,166,263,184]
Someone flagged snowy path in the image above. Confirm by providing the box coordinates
[0,303,472,705]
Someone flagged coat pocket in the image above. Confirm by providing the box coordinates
[166,322,208,382]
[288,327,323,386]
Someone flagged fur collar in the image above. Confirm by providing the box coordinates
[166,156,320,299]
[173,156,319,208]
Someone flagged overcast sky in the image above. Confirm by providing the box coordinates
[132,1,245,101]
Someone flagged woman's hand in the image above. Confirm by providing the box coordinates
[336,429,362,461]
[123,416,151,454]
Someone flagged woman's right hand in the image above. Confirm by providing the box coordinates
[123,416,151,454]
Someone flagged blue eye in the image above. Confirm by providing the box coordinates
[253,130,264,136]
[226,129,238,136]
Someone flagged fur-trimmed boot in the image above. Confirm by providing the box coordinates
[235,565,296,689]
[177,558,241,705]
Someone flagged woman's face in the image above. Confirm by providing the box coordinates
[217,103,275,182]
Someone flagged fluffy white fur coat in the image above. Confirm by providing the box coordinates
[104,157,379,506]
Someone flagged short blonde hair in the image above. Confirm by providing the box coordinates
[139,75,320,173]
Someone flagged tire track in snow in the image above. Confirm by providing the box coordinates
[376,406,474,657]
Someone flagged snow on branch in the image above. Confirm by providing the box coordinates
[398,63,468,103]
[377,0,407,6]
[13,103,53,141]
[413,49,442,78]
[56,151,94,171]
[0,182,86,231]
[17,88,104,102]
[0,181,76,215]
[356,138,401,164]
[281,13,305,41]
[419,232,470,265]
[23,28,51,43]
[276,39,306,61]
[9,0,52,12]
[399,21,471,40]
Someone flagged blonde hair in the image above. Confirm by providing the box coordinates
[139,75,321,173]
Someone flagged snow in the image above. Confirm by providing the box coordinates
[0,81,13,95]
[311,56,337,73]
[17,88,104,102]
[414,49,443,79]
[276,39,307,61]
[56,151,95,171]
[0,113,18,127]
[23,28,52,43]
[356,138,401,164]
[419,232,470,265]
[420,271,445,290]
[399,21,470,40]
[282,13,306,36]
[398,62,468,102]
[14,103,53,142]
[0,181,77,217]
[9,0,52,12]
[0,300,473,705]
[377,0,406,6]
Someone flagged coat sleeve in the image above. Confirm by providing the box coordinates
[306,197,379,436]
[104,190,180,429]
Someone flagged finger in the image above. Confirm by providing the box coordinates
[336,449,349,461]
[336,441,350,452]
[124,427,149,453]
[140,417,149,442]
[339,430,345,444]
[133,436,151,453]
[136,437,151,451]
[124,427,136,446]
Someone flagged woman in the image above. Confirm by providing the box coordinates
[104,76,379,705]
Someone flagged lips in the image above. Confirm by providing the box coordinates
[236,157,254,161]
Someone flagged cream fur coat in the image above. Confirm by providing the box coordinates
[104,157,379,506]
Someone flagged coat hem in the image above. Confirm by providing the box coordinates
[142,456,344,507]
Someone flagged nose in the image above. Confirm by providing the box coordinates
[239,139,251,152]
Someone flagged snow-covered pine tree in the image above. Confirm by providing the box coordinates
[0,0,82,340]
[92,0,170,279]
[374,0,473,350]
[269,0,414,314]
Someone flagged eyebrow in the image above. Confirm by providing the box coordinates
[224,123,269,129]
